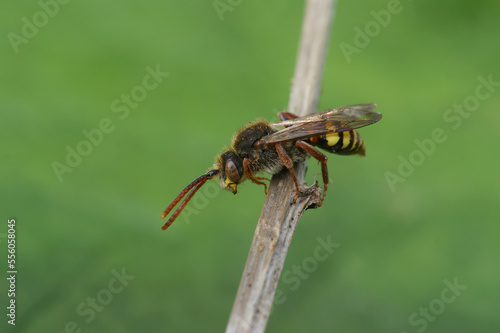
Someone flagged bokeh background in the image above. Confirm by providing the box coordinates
[2,0,499,332]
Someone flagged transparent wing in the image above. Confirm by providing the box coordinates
[261,104,381,146]
[272,104,378,127]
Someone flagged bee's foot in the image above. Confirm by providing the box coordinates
[295,182,323,209]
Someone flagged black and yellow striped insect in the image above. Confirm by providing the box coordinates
[161,104,382,230]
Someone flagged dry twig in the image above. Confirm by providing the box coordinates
[226,1,337,332]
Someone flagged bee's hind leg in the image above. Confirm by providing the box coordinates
[295,140,328,206]
[278,111,299,122]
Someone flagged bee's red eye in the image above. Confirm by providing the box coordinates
[225,159,240,183]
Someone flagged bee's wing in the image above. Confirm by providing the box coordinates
[262,104,381,146]
[272,104,379,127]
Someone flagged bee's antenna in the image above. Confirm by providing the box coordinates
[161,169,220,230]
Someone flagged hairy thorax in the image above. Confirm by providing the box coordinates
[232,120,306,175]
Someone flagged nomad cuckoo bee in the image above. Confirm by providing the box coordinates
[161,104,382,230]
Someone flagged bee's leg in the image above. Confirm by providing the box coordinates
[243,158,268,194]
[254,176,271,182]
[278,111,299,122]
[295,140,328,206]
[275,143,300,201]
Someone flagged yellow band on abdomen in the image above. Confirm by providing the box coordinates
[326,133,341,146]
[341,131,351,149]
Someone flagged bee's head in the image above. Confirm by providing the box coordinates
[216,149,244,194]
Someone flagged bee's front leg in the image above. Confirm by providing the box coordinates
[243,158,269,194]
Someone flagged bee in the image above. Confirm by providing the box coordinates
[161,104,382,230]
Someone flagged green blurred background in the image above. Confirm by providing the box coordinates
[2,0,499,332]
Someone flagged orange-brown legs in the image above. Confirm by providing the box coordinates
[255,176,272,185]
[295,140,329,205]
[278,111,299,122]
[275,143,301,201]
[243,158,269,193]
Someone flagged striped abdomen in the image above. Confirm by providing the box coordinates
[308,130,366,156]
